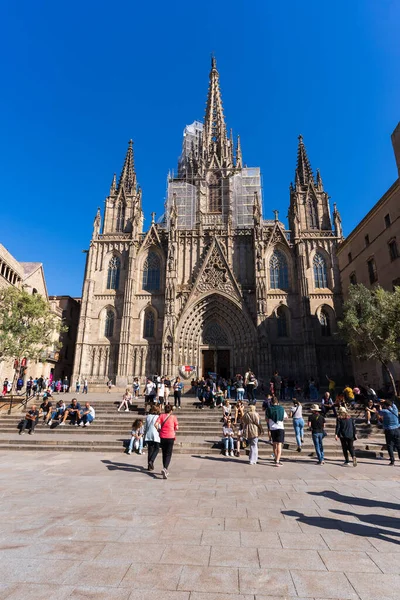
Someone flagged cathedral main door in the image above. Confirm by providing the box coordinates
[201,349,231,378]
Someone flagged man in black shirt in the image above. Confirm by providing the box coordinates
[308,404,325,464]
[40,397,53,424]
[19,405,39,435]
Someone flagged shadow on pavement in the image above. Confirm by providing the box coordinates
[308,490,400,511]
[283,509,400,545]
[101,459,159,478]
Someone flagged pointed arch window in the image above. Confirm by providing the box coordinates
[277,306,288,337]
[270,250,289,290]
[143,252,160,292]
[107,256,121,290]
[319,309,331,337]
[104,310,115,337]
[307,197,318,229]
[116,203,125,232]
[313,253,328,288]
[144,310,155,338]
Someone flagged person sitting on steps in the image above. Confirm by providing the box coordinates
[59,398,82,426]
[222,417,235,457]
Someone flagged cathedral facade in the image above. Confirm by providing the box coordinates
[72,58,348,388]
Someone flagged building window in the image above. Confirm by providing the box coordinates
[349,272,357,285]
[319,310,331,337]
[277,306,288,337]
[116,203,126,232]
[365,234,370,247]
[104,310,115,337]
[389,239,399,261]
[367,258,378,284]
[144,311,155,338]
[270,250,289,290]
[313,253,328,288]
[142,252,161,291]
[209,184,222,213]
[348,252,352,263]
[307,197,318,229]
[107,256,121,290]
[384,213,391,228]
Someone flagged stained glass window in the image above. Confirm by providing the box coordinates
[313,253,328,288]
[270,251,289,290]
[107,256,120,290]
[143,252,160,291]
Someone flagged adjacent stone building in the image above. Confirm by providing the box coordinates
[73,58,348,388]
[337,123,400,390]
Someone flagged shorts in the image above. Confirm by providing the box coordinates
[271,429,285,443]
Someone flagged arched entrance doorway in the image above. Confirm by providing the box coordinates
[175,292,257,378]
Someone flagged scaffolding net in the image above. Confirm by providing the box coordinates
[232,167,262,228]
[165,179,197,230]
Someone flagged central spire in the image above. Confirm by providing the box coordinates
[295,135,315,186]
[203,55,230,168]
[118,139,136,193]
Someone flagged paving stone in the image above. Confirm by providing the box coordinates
[367,551,400,573]
[69,587,132,600]
[177,565,239,594]
[318,550,381,572]
[279,532,328,550]
[0,558,79,584]
[159,545,211,566]
[63,560,132,587]
[128,592,190,600]
[0,584,74,599]
[225,517,261,531]
[238,568,295,595]
[321,532,379,552]
[201,530,241,546]
[240,531,282,548]
[347,572,400,599]
[119,564,183,590]
[210,546,259,567]
[258,548,326,571]
[96,542,164,562]
[291,570,359,599]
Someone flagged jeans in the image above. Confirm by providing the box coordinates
[75,385,80,393]
[385,428,400,463]
[146,441,160,466]
[246,385,255,402]
[224,437,234,451]
[80,414,94,425]
[129,436,143,452]
[174,390,181,407]
[340,437,354,461]
[227,387,231,399]
[312,432,324,462]
[160,438,174,470]
[248,437,258,464]
[20,418,35,433]
[237,389,244,401]
[293,418,304,447]
[51,408,64,420]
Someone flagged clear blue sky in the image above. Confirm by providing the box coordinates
[0,0,399,297]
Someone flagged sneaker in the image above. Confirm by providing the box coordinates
[59,422,65,426]
[19,431,25,435]
[224,450,228,456]
[162,468,168,479]
[29,430,34,435]
[138,450,143,455]
[297,446,302,453]
[229,451,234,457]
[47,420,52,426]
[344,460,350,465]
[85,422,90,427]
[353,456,357,467]
[79,422,84,426]
[125,409,129,412]
[178,406,181,409]
[74,423,79,426]
[127,450,132,455]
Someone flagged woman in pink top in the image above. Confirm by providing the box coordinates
[158,404,179,479]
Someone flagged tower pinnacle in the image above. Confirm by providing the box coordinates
[295,135,314,186]
[202,56,231,168]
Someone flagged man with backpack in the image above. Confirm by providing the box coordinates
[378,399,400,466]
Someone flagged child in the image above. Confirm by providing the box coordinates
[133,377,140,399]
[222,418,234,457]
[128,419,144,455]
[222,400,232,424]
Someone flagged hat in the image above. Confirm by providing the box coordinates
[311,404,321,412]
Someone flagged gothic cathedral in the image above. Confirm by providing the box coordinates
[73,58,348,388]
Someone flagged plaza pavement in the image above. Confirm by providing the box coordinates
[0,451,399,600]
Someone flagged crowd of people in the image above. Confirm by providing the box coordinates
[2,375,89,397]
[18,397,95,434]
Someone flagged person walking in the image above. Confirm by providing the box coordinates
[266,396,288,466]
[308,404,326,464]
[143,405,161,471]
[335,407,357,466]
[290,398,304,452]
[242,404,262,465]
[107,379,112,393]
[158,405,179,479]
[378,399,400,466]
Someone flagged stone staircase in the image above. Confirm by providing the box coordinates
[0,393,387,459]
